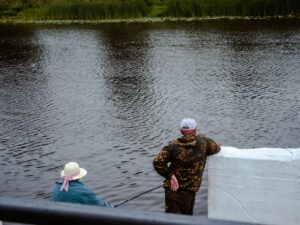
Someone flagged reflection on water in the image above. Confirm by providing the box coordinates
[0,20,299,218]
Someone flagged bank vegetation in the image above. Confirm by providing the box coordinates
[0,0,299,21]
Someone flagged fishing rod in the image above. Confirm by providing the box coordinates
[114,161,213,208]
[114,184,162,208]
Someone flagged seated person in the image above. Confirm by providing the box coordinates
[51,161,112,208]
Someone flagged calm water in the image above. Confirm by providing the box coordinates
[0,20,299,217]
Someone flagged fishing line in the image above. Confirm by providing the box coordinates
[114,184,162,208]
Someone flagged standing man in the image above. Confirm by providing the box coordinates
[153,118,220,215]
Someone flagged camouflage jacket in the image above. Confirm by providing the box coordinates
[153,134,220,192]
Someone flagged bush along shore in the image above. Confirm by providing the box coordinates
[0,0,299,22]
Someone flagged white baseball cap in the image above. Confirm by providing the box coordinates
[180,118,197,130]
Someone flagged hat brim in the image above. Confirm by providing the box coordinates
[61,168,87,180]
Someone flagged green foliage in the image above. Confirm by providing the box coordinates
[0,0,299,20]
[162,0,300,17]
[150,5,166,17]
[42,0,149,20]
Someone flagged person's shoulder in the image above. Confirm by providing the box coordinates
[52,181,63,197]
[68,182,96,200]
[67,181,87,193]
[53,181,62,188]
[169,139,178,145]
[167,139,180,149]
[197,134,218,144]
[196,133,207,140]
[74,182,95,194]
[71,180,86,188]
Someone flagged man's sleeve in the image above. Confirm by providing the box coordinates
[96,197,113,208]
[153,144,173,179]
[205,137,221,156]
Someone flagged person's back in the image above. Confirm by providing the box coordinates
[51,162,112,208]
[155,133,219,192]
[153,118,220,215]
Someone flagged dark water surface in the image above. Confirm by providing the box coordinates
[0,20,299,217]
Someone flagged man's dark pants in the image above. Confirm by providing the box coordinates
[165,189,196,215]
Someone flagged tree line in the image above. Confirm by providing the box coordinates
[0,0,299,20]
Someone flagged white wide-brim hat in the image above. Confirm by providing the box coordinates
[61,162,87,180]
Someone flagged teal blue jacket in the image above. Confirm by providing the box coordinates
[51,180,112,208]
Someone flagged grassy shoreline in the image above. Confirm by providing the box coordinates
[1,0,299,22]
[0,15,299,25]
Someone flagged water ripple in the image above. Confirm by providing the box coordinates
[0,21,299,219]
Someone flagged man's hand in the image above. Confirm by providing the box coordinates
[171,175,179,191]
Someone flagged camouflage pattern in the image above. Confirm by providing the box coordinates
[153,133,220,192]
